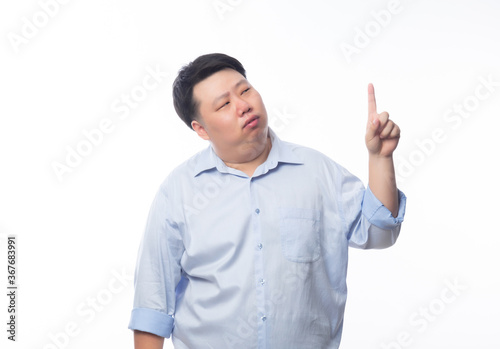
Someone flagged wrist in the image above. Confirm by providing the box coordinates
[368,153,396,182]
[368,152,394,162]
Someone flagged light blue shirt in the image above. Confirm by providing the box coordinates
[129,129,406,348]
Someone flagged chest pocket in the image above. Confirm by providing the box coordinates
[279,208,321,263]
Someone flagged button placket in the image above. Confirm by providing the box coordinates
[249,178,267,345]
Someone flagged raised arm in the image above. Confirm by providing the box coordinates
[365,83,400,217]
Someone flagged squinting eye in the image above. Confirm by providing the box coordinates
[217,102,229,110]
[242,87,251,94]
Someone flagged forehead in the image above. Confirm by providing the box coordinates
[193,68,247,104]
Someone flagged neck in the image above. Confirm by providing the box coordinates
[223,135,272,177]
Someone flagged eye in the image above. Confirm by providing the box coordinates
[242,87,251,94]
[217,101,229,111]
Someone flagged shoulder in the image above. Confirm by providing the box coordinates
[278,138,358,181]
[281,139,340,167]
[158,146,211,190]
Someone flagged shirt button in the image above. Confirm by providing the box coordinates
[257,243,263,250]
[259,278,265,285]
[261,316,267,322]
[255,208,260,214]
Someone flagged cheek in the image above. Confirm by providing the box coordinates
[210,114,240,134]
[253,93,266,110]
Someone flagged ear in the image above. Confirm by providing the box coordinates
[191,119,210,140]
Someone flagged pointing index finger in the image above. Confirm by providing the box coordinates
[368,83,377,116]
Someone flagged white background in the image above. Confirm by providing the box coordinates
[1,0,499,348]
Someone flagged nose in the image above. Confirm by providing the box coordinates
[236,97,251,117]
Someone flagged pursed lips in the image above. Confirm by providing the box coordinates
[243,115,259,128]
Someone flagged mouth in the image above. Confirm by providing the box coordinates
[243,116,259,129]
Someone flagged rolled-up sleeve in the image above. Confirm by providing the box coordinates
[129,308,174,338]
[348,185,406,249]
[128,181,184,338]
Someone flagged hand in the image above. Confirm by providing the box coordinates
[365,83,400,157]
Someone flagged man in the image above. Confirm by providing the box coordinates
[129,53,406,348]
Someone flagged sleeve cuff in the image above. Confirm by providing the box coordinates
[362,186,406,229]
[128,308,174,338]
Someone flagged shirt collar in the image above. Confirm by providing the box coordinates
[193,128,303,177]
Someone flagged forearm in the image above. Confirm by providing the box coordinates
[134,330,165,349]
[368,154,399,217]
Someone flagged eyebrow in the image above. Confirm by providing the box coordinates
[212,79,248,108]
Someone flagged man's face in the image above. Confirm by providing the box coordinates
[191,68,269,162]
